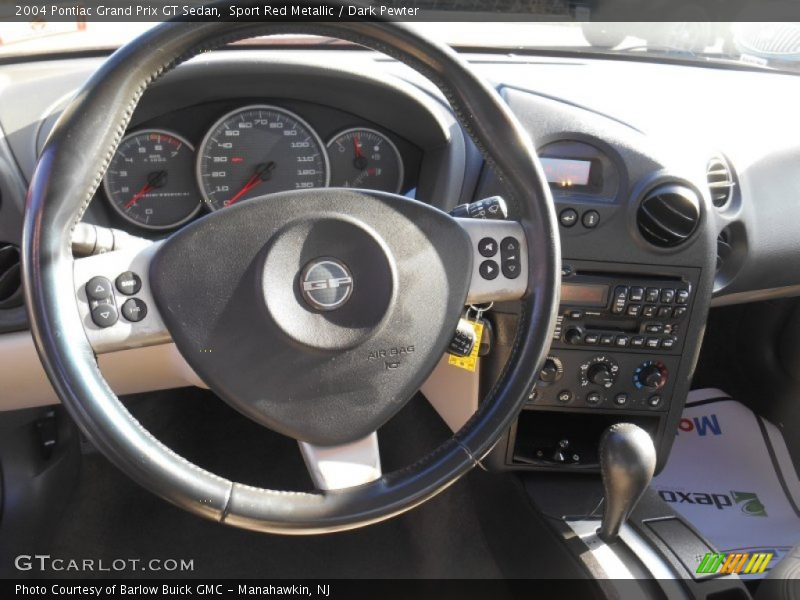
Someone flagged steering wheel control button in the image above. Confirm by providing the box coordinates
[557,390,573,404]
[115,271,142,295]
[86,276,113,301]
[479,260,499,280]
[90,302,118,328]
[581,210,600,228]
[477,237,498,257]
[299,258,354,312]
[121,298,147,322]
[502,260,520,279]
[559,208,578,228]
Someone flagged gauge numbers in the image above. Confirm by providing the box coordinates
[327,128,404,194]
[196,105,329,211]
[103,130,200,230]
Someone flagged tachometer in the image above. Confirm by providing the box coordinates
[196,105,329,210]
[103,130,200,230]
[327,127,404,194]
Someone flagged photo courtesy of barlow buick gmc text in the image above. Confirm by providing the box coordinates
[0,1,799,598]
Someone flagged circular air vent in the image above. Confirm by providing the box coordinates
[706,157,735,208]
[0,243,23,309]
[637,184,701,248]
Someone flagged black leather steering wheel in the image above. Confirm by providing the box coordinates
[22,20,560,534]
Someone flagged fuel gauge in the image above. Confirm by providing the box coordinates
[327,127,404,194]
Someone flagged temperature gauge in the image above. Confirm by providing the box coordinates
[327,127,404,194]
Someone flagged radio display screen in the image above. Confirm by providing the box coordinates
[561,283,609,307]
[540,157,593,188]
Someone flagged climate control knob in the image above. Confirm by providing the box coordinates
[539,356,564,384]
[579,355,619,389]
[587,363,615,387]
[634,361,668,391]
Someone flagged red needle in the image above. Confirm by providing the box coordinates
[225,173,262,207]
[353,135,364,159]
[225,161,276,207]
[124,183,153,210]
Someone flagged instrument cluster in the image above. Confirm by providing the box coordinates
[101,103,413,231]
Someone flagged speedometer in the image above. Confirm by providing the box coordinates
[196,105,329,211]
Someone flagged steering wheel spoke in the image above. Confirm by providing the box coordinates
[299,433,382,491]
[457,218,529,304]
[73,240,171,353]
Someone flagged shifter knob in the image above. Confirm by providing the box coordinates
[597,423,656,543]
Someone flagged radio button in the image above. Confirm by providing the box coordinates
[676,289,690,304]
[629,287,644,302]
[660,288,676,303]
[612,286,628,314]
[584,333,600,345]
[657,306,673,318]
[673,306,688,319]
[645,288,660,303]
[631,336,646,348]
[662,337,677,349]
[646,337,661,349]
[564,328,583,344]
[567,310,583,319]
[642,305,657,318]
[626,304,642,317]
[600,334,615,346]
[645,323,664,334]
[615,335,630,347]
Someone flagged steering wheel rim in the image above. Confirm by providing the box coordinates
[22,19,560,534]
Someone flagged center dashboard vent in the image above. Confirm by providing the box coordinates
[636,184,701,248]
[706,156,735,208]
[0,243,23,309]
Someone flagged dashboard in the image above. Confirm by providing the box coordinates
[0,47,799,475]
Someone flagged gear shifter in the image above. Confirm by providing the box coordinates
[597,423,656,543]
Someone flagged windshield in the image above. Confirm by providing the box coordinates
[0,21,798,73]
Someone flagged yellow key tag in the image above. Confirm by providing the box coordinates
[448,319,483,373]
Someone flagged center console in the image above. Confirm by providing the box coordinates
[477,86,717,476]
[507,261,700,470]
